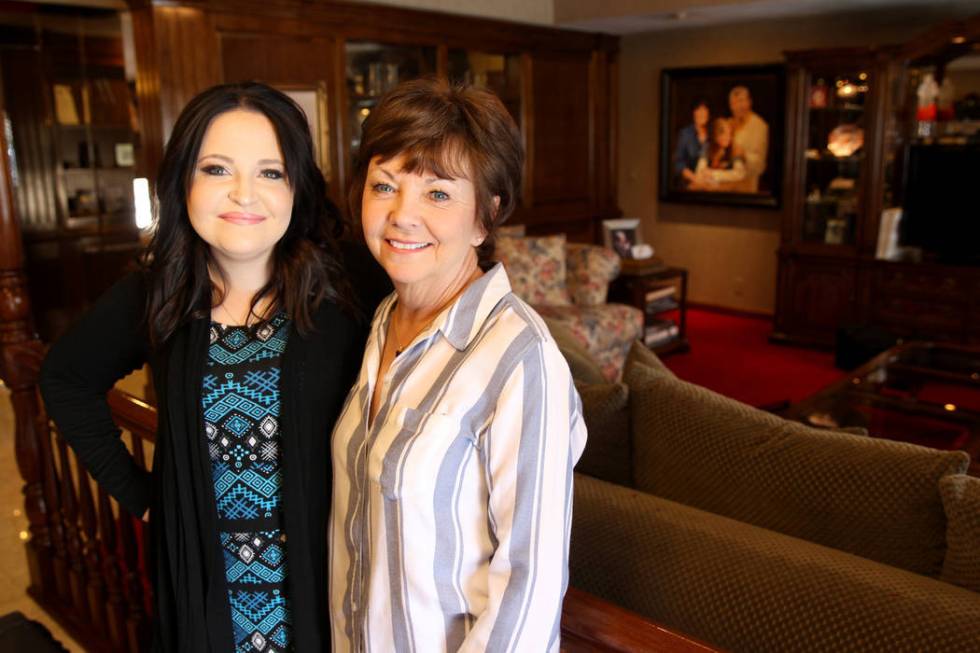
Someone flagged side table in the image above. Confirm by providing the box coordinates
[609,260,690,356]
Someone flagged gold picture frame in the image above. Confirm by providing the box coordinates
[279,83,331,182]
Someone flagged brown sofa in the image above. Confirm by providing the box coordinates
[569,343,980,652]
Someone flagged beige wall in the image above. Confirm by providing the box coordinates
[350,0,553,24]
[620,6,977,314]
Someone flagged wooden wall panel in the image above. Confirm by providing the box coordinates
[131,5,221,175]
[1,51,59,232]
[221,34,331,86]
[530,54,592,208]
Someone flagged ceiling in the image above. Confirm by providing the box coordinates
[554,0,980,34]
[7,0,980,34]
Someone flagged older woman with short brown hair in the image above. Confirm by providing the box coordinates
[329,78,586,652]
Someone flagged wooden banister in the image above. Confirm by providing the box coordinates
[561,587,723,652]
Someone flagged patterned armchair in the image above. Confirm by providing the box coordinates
[494,233,643,381]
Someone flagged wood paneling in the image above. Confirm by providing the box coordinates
[129,0,619,240]
[221,34,332,86]
[1,51,59,232]
[529,54,592,207]
[131,5,221,175]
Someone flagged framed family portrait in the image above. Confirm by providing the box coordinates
[659,64,785,208]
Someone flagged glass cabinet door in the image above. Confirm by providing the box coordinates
[447,49,522,126]
[800,69,870,246]
[345,42,437,156]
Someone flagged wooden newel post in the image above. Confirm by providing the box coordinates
[0,69,56,599]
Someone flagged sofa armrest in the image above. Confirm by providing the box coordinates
[570,474,980,653]
[565,244,620,306]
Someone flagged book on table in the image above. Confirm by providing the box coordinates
[645,319,679,347]
[644,285,676,304]
[646,296,679,314]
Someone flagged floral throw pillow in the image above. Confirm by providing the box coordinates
[495,234,571,306]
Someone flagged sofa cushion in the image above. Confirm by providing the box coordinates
[494,234,571,306]
[565,244,620,305]
[623,339,675,379]
[940,474,980,593]
[571,474,980,653]
[627,368,970,577]
[575,382,632,487]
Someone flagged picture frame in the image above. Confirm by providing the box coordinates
[279,83,331,181]
[659,64,785,208]
[602,218,641,259]
[114,142,134,167]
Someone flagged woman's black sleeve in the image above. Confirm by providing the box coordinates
[39,273,152,517]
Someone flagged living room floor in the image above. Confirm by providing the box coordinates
[662,307,845,408]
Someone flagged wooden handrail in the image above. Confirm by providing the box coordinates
[107,390,157,441]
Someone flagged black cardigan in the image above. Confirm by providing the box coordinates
[40,248,389,652]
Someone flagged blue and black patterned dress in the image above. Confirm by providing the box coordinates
[203,312,293,652]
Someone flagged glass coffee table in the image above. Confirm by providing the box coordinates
[784,342,980,475]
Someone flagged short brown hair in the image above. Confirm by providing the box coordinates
[347,77,524,264]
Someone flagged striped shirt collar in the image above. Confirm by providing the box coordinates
[380,262,512,353]
[437,262,511,352]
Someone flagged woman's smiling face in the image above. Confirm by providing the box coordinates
[187,109,294,273]
[360,152,485,294]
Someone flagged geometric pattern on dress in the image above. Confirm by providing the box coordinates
[221,531,288,585]
[213,469,282,519]
[229,589,292,653]
[208,315,288,367]
[204,312,293,652]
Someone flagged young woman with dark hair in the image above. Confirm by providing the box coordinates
[40,81,388,652]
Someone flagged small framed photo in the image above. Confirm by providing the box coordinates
[603,218,641,259]
[114,142,134,167]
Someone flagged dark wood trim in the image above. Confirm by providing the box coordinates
[519,52,534,211]
[561,587,723,652]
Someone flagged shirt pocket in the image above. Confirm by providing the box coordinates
[370,407,470,501]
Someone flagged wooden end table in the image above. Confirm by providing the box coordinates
[608,260,690,356]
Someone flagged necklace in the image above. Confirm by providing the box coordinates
[219,302,239,327]
[389,315,411,357]
[389,310,435,357]
[219,301,254,327]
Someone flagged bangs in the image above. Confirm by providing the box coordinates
[375,134,475,181]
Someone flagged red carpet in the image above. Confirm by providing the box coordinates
[662,308,845,408]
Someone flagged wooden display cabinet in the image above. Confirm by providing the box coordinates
[773,14,980,350]
[0,9,141,341]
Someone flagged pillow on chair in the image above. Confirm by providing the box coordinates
[495,234,572,306]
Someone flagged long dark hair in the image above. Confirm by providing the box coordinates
[142,81,352,347]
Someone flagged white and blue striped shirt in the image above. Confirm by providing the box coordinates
[329,263,586,652]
